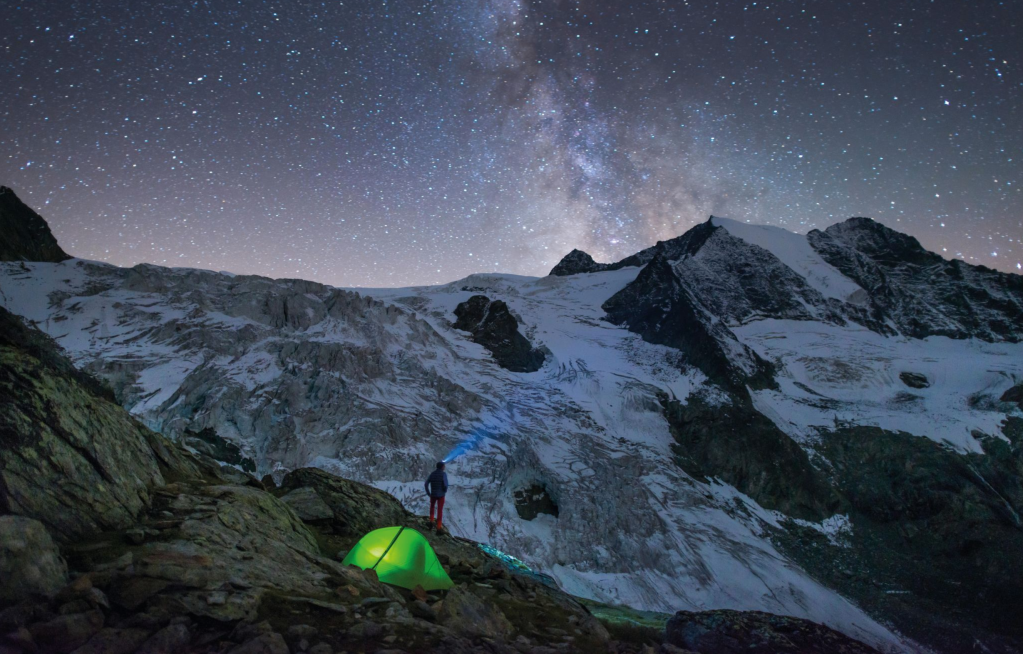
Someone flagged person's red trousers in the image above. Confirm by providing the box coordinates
[429,496,445,527]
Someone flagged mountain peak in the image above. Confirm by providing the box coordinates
[0,186,71,263]
[817,216,933,266]
[549,248,606,276]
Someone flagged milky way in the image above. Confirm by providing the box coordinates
[2,1,1020,286]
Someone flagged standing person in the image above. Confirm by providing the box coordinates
[425,462,448,532]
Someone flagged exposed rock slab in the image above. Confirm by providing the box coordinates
[0,307,215,542]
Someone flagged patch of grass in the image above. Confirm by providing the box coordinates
[578,598,669,646]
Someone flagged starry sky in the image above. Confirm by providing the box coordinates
[2,0,1021,286]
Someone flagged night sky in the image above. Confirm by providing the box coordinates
[2,1,1021,287]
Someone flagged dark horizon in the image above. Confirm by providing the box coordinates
[2,1,1020,286]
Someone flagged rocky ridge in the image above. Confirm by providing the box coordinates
[807,217,1023,341]
[0,187,69,264]
[590,216,1023,390]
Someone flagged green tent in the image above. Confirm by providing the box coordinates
[341,526,454,591]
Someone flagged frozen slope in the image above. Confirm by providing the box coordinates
[735,319,1020,453]
[0,258,914,651]
[711,216,867,304]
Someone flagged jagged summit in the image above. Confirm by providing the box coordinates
[555,214,1022,344]
[0,186,70,263]
[548,248,608,276]
[809,217,1023,341]
[813,216,935,265]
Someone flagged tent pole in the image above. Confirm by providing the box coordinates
[371,526,405,570]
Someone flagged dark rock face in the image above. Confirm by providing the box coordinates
[660,393,840,522]
[898,371,930,389]
[773,422,1023,652]
[453,295,545,372]
[808,217,1023,342]
[513,483,559,520]
[602,229,776,391]
[0,186,71,262]
[664,609,880,654]
[655,223,851,327]
[435,585,513,639]
[999,383,1022,409]
[594,215,1022,392]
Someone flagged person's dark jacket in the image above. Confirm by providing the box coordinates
[425,469,448,498]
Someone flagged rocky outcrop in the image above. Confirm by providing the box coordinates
[549,246,657,276]
[603,249,776,391]
[999,383,1023,410]
[808,217,1023,342]
[453,295,545,372]
[513,483,559,520]
[0,306,209,541]
[664,609,880,653]
[660,393,840,522]
[274,467,409,536]
[0,516,68,603]
[0,187,70,263]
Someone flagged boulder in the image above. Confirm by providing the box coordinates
[134,623,191,654]
[70,627,152,654]
[0,516,68,603]
[899,372,930,389]
[1001,383,1023,409]
[226,632,289,654]
[277,468,407,536]
[435,586,513,639]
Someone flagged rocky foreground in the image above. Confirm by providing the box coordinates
[0,303,883,653]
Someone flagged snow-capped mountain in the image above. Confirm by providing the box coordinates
[2,191,1021,653]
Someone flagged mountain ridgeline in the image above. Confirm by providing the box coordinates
[3,185,1023,653]
[558,216,1022,389]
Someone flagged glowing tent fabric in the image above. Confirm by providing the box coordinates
[341,526,454,591]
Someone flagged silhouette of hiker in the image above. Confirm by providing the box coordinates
[425,461,448,532]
